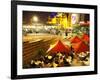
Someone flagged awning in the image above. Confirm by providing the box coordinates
[82,33,89,43]
[70,36,82,43]
[72,41,89,53]
[47,40,70,54]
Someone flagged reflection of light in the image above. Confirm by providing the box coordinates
[48,56,52,59]
[79,21,90,26]
[50,44,55,48]
[33,16,38,22]
[79,21,84,24]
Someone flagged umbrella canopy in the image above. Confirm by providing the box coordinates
[72,41,89,53]
[70,36,82,43]
[82,33,89,43]
[47,40,70,54]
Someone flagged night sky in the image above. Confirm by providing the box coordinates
[23,11,89,25]
[23,11,52,25]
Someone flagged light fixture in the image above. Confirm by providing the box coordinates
[33,15,38,22]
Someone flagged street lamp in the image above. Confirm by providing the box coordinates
[33,15,38,22]
[32,15,39,33]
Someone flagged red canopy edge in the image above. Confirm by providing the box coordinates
[72,41,89,53]
[82,33,90,43]
[70,36,82,43]
[47,40,70,54]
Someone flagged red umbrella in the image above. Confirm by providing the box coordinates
[70,36,82,43]
[47,40,70,54]
[72,41,89,53]
[82,33,89,43]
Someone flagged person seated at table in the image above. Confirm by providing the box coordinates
[56,56,64,67]
[63,57,71,66]
[52,61,59,68]
[38,61,45,68]
[30,59,38,68]
[65,56,72,65]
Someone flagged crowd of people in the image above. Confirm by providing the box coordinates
[29,51,90,68]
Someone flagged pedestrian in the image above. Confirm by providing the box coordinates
[69,46,74,62]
